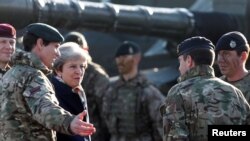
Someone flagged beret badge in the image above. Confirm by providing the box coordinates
[115,41,140,57]
[229,40,236,48]
[129,47,133,54]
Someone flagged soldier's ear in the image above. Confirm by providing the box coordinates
[186,55,193,67]
[134,54,141,64]
[240,51,248,62]
[36,38,44,51]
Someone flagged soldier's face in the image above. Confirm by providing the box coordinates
[39,41,60,69]
[115,54,135,75]
[0,37,15,67]
[216,50,242,77]
[56,58,87,88]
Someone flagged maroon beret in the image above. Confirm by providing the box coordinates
[0,23,16,39]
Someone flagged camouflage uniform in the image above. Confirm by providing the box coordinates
[82,61,110,141]
[0,50,75,141]
[0,65,10,79]
[103,73,164,141]
[0,63,11,138]
[161,65,250,141]
[220,72,250,104]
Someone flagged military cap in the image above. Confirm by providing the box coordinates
[177,36,215,56]
[26,23,64,42]
[215,31,249,53]
[115,41,141,57]
[64,31,88,50]
[0,23,16,39]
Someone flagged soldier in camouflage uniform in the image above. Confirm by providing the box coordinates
[0,23,96,141]
[215,31,250,104]
[0,23,16,135]
[161,36,250,141]
[64,31,110,141]
[102,41,164,141]
[0,23,16,79]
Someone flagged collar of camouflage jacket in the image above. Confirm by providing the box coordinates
[0,64,10,72]
[11,48,51,74]
[178,65,215,82]
[117,72,148,87]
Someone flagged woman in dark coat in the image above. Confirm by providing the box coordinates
[49,42,95,141]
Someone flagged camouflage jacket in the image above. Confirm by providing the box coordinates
[103,73,164,141]
[0,64,11,134]
[81,61,110,141]
[0,65,10,79]
[220,71,250,104]
[161,65,250,141]
[0,50,75,141]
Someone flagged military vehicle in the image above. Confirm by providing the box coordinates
[0,0,249,95]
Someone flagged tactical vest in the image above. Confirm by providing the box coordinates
[107,82,152,136]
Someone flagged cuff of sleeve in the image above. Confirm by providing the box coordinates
[63,115,76,135]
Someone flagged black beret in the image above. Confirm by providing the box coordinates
[26,23,64,42]
[215,31,249,53]
[177,36,214,56]
[115,41,141,57]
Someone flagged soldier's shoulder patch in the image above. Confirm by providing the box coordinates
[30,86,41,96]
